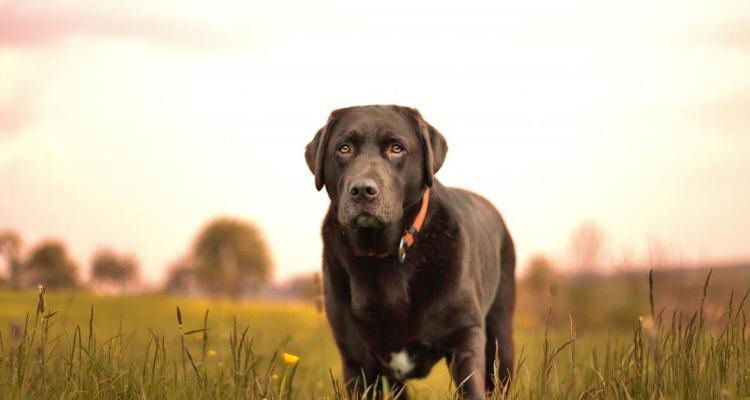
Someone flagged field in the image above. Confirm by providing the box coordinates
[0,268,749,399]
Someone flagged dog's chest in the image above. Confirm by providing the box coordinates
[376,342,445,380]
[349,271,412,322]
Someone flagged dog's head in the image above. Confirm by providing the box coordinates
[305,105,447,236]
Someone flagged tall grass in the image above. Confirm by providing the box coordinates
[0,271,748,399]
[504,270,749,400]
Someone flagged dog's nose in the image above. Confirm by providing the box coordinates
[349,178,379,201]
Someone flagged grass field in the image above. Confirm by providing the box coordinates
[0,269,748,399]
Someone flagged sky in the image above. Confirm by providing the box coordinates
[1,0,749,284]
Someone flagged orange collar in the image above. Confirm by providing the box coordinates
[398,187,430,263]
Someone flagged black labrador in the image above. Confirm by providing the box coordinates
[305,105,515,399]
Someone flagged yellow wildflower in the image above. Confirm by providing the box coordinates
[282,352,299,365]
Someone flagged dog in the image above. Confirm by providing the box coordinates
[305,105,515,399]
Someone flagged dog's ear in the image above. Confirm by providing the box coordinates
[304,127,327,191]
[397,106,448,187]
[305,108,348,191]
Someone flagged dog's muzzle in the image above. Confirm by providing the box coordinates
[350,212,385,229]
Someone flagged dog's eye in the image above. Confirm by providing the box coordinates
[390,144,404,154]
[338,144,351,154]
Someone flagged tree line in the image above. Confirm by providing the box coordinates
[0,217,272,296]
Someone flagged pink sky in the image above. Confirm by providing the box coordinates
[1,0,749,284]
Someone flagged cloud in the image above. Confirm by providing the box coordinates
[0,104,30,138]
[0,1,240,137]
[0,2,234,50]
[705,17,750,53]
[0,85,34,138]
[693,90,750,137]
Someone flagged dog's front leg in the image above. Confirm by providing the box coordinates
[448,326,487,400]
[343,365,410,400]
[342,360,366,398]
[341,359,384,399]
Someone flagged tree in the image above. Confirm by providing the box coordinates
[26,241,79,288]
[90,249,140,291]
[191,217,272,297]
[568,222,606,274]
[524,254,558,297]
[0,230,23,288]
[163,257,194,295]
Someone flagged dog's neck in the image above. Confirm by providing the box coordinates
[326,186,439,323]
[339,190,427,260]
[343,225,402,258]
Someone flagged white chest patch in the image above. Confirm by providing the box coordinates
[388,350,415,379]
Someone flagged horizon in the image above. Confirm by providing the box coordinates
[1,0,749,285]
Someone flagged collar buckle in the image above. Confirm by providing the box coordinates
[398,237,408,263]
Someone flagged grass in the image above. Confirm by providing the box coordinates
[0,270,748,399]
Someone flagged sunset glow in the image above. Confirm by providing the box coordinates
[1,0,749,283]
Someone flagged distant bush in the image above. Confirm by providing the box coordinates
[163,257,195,295]
[25,240,79,288]
[287,272,323,310]
[91,249,140,292]
[524,254,558,297]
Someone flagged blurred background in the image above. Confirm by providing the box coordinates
[1,0,749,304]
